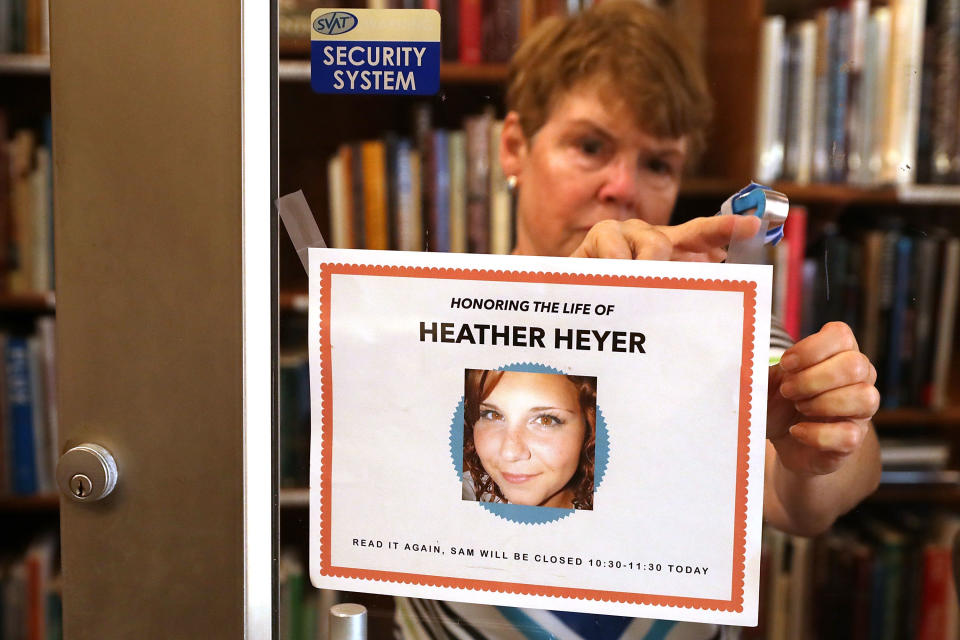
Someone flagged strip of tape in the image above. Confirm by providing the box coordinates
[277,190,327,273]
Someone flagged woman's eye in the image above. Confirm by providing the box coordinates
[533,414,562,428]
[646,158,676,176]
[479,409,501,421]
[578,137,606,156]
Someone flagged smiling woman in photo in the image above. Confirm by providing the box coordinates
[463,369,597,510]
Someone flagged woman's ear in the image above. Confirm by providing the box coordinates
[500,111,528,184]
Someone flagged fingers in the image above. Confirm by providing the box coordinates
[780,322,860,372]
[570,220,634,259]
[788,420,868,454]
[570,216,757,261]
[779,350,876,400]
[570,219,672,260]
[792,384,881,420]
[661,214,761,254]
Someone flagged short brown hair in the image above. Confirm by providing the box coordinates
[506,0,712,160]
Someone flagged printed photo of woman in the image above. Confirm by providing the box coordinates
[462,369,597,510]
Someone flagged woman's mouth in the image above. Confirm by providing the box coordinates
[501,472,539,484]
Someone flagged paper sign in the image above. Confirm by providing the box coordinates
[308,248,771,626]
[310,9,441,95]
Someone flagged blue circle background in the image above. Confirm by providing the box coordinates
[449,362,609,524]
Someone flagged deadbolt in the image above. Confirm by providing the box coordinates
[56,444,119,502]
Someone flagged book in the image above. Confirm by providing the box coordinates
[440,0,460,61]
[882,234,913,409]
[754,15,786,184]
[930,237,960,409]
[326,152,350,248]
[811,8,836,183]
[783,21,816,185]
[0,111,10,282]
[464,110,492,253]
[844,0,869,181]
[458,0,483,64]
[27,337,50,493]
[826,9,850,183]
[395,138,423,252]
[866,8,893,183]
[932,0,960,183]
[483,0,519,64]
[431,129,451,252]
[882,0,927,185]
[908,234,939,406]
[8,129,35,293]
[488,120,511,255]
[361,140,389,250]
[448,130,467,253]
[782,206,807,340]
[4,335,37,494]
[349,142,366,249]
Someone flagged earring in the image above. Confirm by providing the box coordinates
[506,175,518,190]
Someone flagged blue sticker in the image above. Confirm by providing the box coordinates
[310,9,441,96]
[450,362,609,525]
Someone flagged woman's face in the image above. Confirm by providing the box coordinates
[502,83,688,257]
[472,372,587,508]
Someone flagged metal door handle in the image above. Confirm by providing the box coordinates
[56,443,119,502]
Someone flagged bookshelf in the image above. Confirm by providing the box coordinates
[274,2,960,635]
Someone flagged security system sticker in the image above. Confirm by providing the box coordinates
[310,9,441,95]
[308,248,773,626]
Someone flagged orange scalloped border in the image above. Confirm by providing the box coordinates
[315,262,758,613]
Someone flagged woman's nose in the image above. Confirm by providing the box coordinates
[499,427,531,462]
[597,156,640,215]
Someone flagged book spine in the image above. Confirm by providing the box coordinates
[868,8,892,183]
[396,139,424,252]
[0,111,10,283]
[349,142,366,249]
[783,206,807,340]
[4,336,36,494]
[448,130,467,253]
[432,130,451,252]
[458,0,483,64]
[883,235,913,409]
[488,120,511,255]
[932,0,960,183]
[827,10,850,183]
[812,9,835,183]
[440,0,460,61]
[930,238,960,409]
[883,0,927,185]
[845,0,869,181]
[754,16,786,184]
[465,113,491,254]
[361,141,388,250]
[327,154,349,249]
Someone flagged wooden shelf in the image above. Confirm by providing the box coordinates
[0,292,56,313]
[0,54,50,75]
[0,493,59,511]
[870,470,960,503]
[873,408,960,428]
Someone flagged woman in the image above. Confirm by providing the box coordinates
[396,2,881,637]
[463,370,596,510]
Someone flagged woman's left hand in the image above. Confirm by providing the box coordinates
[766,321,881,476]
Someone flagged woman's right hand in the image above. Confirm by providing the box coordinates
[569,215,761,262]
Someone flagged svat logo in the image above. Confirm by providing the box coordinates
[313,11,358,36]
